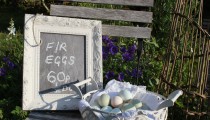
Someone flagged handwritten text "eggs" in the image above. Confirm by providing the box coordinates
[45,42,75,67]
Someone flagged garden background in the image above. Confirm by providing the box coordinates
[0,0,209,120]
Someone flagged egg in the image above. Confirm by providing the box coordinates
[101,106,112,112]
[111,96,123,107]
[98,93,110,107]
[131,99,143,109]
[111,108,121,114]
[119,89,132,102]
[101,106,112,117]
[121,103,136,112]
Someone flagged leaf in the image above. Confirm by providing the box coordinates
[155,78,160,84]
[123,65,127,70]
[175,101,184,108]
[119,42,126,46]
[0,110,3,119]
[11,106,28,119]
[143,37,159,48]
[149,79,154,87]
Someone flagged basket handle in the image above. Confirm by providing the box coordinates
[71,78,99,99]
[155,90,183,110]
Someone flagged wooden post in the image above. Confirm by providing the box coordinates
[137,38,143,84]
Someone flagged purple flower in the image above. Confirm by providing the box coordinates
[103,52,109,60]
[102,36,110,44]
[0,68,6,76]
[7,61,15,70]
[110,45,119,55]
[120,47,127,53]
[2,57,16,69]
[131,68,142,78]
[102,46,110,60]
[112,38,118,42]
[105,71,115,80]
[126,70,132,76]
[107,42,114,48]
[118,72,124,81]
[128,44,137,54]
[122,52,133,61]
[102,46,109,54]
[3,57,9,62]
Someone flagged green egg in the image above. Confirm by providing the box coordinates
[122,103,136,112]
[101,106,112,117]
[131,99,143,109]
[98,93,110,107]
[119,89,132,102]
[111,108,121,114]
[101,106,112,112]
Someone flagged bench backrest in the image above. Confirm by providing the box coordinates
[50,0,154,39]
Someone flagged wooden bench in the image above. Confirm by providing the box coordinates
[27,0,154,119]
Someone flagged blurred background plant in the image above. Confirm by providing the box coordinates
[0,19,27,119]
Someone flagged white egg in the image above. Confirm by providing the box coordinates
[119,89,133,102]
[98,93,110,107]
[111,96,123,107]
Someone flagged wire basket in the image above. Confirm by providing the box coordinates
[72,79,182,120]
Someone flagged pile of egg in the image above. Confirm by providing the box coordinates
[91,89,143,114]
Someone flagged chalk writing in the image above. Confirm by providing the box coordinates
[40,33,85,94]
[45,55,75,67]
[46,42,67,53]
[47,71,71,84]
[45,41,75,93]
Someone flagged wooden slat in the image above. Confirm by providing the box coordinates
[102,25,151,38]
[50,5,153,23]
[57,0,154,7]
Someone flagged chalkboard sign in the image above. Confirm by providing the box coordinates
[23,14,102,110]
[39,33,86,94]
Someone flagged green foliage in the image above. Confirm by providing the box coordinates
[0,19,28,119]
[0,109,3,119]
[11,106,28,119]
[152,0,175,48]
[141,37,163,91]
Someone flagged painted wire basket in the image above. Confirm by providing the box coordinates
[72,79,182,120]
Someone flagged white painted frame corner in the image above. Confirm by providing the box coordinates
[23,14,102,110]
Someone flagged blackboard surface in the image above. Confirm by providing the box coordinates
[39,33,86,94]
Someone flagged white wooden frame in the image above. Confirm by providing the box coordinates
[23,14,102,110]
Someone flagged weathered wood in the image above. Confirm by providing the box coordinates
[102,25,151,38]
[50,5,153,23]
[56,0,154,7]
[26,111,82,120]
